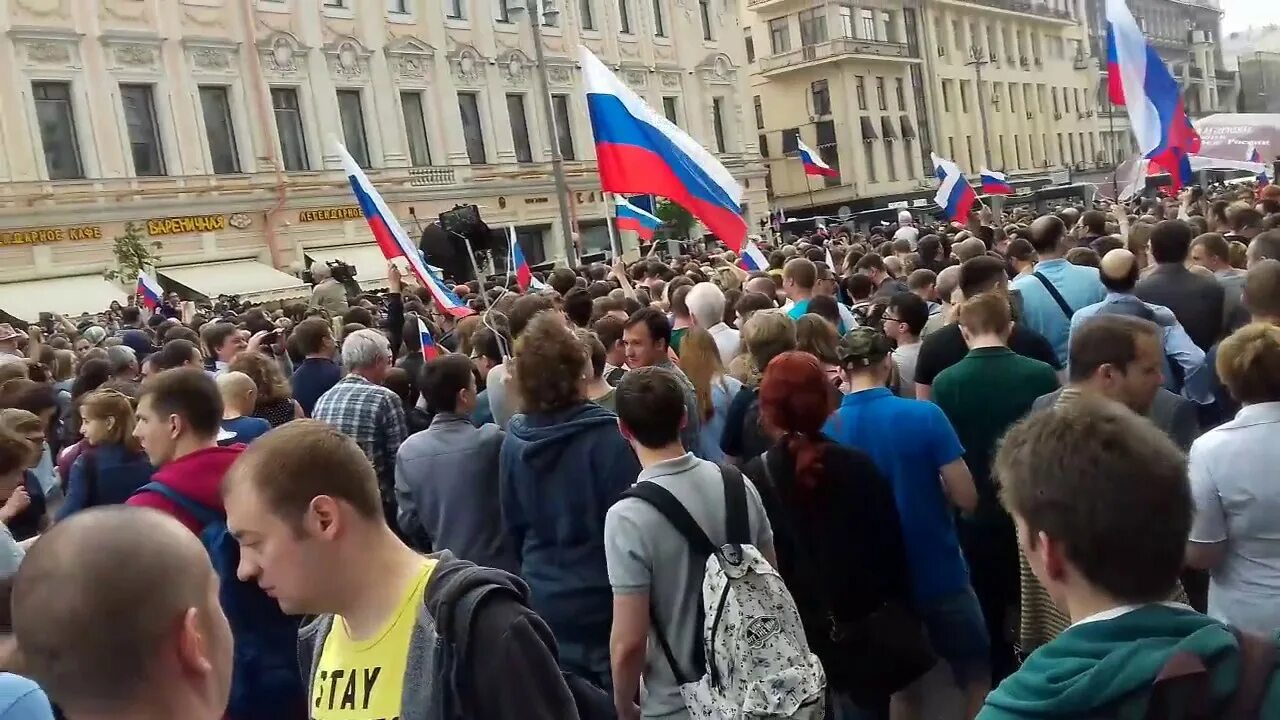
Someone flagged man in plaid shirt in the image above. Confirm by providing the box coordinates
[313,328,408,526]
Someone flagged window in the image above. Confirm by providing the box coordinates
[552,94,576,160]
[446,0,464,18]
[811,80,830,116]
[886,141,896,181]
[1057,133,1064,165]
[497,0,511,22]
[758,133,769,158]
[769,18,789,53]
[781,128,799,154]
[880,10,893,42]
[941,80,952,112]
[337,90,371,168]
[959,80,970,113]
[1014,134,1023,168]
[699,0,713,40]
[324,0,345,5]
[618,0,631,33]
[875,77,887,110]
[952,19,963,52]
[271,88,308,171]
[948,136,956,160]
[652,0,665,36]
[32,81,83,180]
[401,92,432,166]
[859,9,875,40]
[799,8,826,46]
[753,95,764,129]
[856,76,867,110]
[120,84,165,176]
[712,97,727,153]
[999,134,1007,168]
[389,0,409,13]
[580,0,595,29]
[965,135,975,170]
[816,120,840,187]
[458,92,487,164]
[662,96,680,125]
[895,78,905,111]
[199,86,240,175]
[864,141,877,182]
[506,95,533,163]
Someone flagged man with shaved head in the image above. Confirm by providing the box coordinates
[1068,249,1209,403]
[1011,215,1106,366]
[12,506,233,719]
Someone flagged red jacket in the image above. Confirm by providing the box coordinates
[127,445,243,533]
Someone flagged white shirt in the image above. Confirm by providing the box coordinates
[1189,401,1280,635]
[708,322,741,366]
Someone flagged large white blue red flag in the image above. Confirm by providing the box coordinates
[614,196,663,241]
[796,139,837,178]
[136,272,163,312]
[1106,0,1200,190]
[739,239,769,272]
[932,153,978,223]
[336,141,473,318]
[581,46,747,252]
[980,168,1013,196]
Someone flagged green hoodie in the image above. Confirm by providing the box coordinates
[980,604,1280,720]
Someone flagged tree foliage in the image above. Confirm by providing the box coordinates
[103,221,163,283]
[655,199,697,240]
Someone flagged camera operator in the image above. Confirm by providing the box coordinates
[308,261,349,317]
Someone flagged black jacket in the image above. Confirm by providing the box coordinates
[1136,264,1226,351]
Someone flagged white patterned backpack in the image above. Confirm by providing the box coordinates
[622,466,827,719]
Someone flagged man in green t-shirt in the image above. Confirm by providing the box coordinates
[932,291,1059,682]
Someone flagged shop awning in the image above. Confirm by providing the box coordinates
[860,116,878,141]
[159,259,308,304]
[881,116,898,140]
[900,115,917,139]
[0,274,127,322]
[309,244,390,290]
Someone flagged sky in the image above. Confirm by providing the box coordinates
[1219,0,1280,34]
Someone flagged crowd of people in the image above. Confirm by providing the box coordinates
[0,179,1277,720]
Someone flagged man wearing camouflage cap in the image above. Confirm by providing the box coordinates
[823,327,988,718]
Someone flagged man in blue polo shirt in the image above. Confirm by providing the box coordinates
[1011,215,1106,366]
[823,328,988,719]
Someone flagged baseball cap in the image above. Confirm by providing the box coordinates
[836,327,892,367]
[82,325,108,347]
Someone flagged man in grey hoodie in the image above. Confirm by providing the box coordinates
[223,420,579,720]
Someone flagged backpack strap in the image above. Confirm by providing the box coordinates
[720,464,751,547]
[135,481,221,528]
[1227,627,1278,720]
[1032,271,1075,319]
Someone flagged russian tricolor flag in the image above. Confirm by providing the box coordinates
[336,141,473,318]
[614,196,663,241]
[582,46,747,252]
[136,272,163,312]
[797,139,837,178]
[417,317,440,361]
[1106,0,1200,191]
[932,153,978,223]
[980,168,1014,196]
[506,226,547,292]
[1250,147,1270,189]
[1250,147,1263,164]
[739,239,769,272]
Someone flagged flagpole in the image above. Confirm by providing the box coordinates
[804,174,816,211]
[449,232,492,310]
[602,192,621,259]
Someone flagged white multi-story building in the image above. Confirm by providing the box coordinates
[0,0,765,320]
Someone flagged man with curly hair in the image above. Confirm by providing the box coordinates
[499,312,641,691]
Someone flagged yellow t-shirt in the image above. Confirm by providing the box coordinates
[312,560,435,719]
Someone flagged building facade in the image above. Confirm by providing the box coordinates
[744,0,1105,215]
[0,0,766,320]
[1223,25,1280,113]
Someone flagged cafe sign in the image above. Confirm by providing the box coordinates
[0,224,103,246]
[299,206,363,223]
[146,214,228,236]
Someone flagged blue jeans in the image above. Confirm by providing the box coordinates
[558,639,613,695]
[917,587,991,687]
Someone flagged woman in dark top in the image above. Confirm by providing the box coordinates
[0,410,49,542]
[56,389,154,520]
[230,351,303,428]
[742,351,912,720]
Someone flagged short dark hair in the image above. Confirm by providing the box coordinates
[1148,220,1193,264]
[624,306,671,348]
[150,339,200,372]
[1067,315,1161,383]
[1006,238,1035,263]
[549,268,578,296]
[886,292,930,336]
[342,306,374,328]
[292,317,333,356]
[509,294,556,339]
[1081,210,1108,235]
[854,253,887,274]
[119,306,141,325]
[805,295,841,328]
[1250,230,1280,263]
[616,367,687,449]
[1191,232,1230,264]
[958,256,1008,299]
[200,321,238,357]
[470,325,508,365]
[996,397,1191,604]
[419,354,475,414]
[670,285,693,320]
[592,315,625,350]
[139,368,223,439]
[563,287,594,328]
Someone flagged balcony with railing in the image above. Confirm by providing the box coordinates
[760,37,915,75]
[942,0,1075,22]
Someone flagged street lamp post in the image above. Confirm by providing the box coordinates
[966,50,994,169]
[512,0,578,267]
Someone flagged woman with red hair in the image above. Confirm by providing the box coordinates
[743,351,915,720]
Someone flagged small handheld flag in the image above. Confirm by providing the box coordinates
[136,272,164,312]
[1250,147,1263,164]
[796,139,838,178]
[1249,147,1270,190]
[417,317,440,361]
[614,196,663,242]
[932,153,978,223]
[335,140,474,318]
[510,225,534,292]
[739,239,769,272]
[979,168,1014,196]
